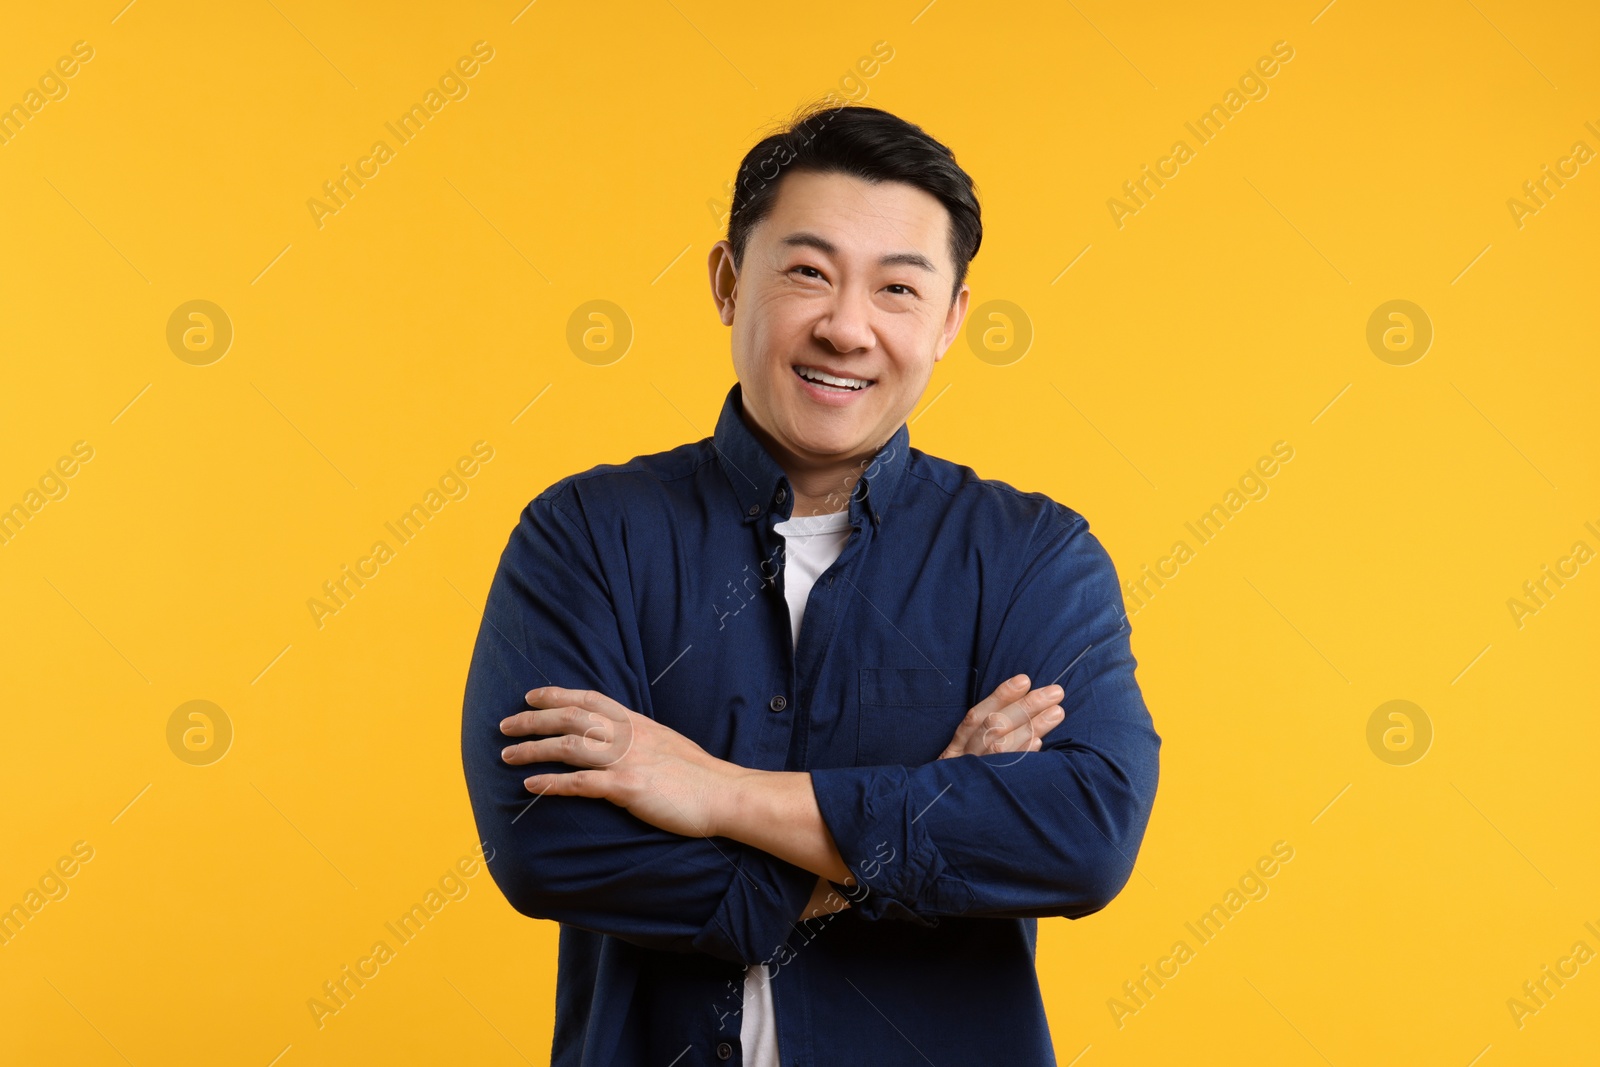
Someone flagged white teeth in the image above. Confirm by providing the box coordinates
[796,366,871,390]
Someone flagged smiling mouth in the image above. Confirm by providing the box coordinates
[794,365,875,392]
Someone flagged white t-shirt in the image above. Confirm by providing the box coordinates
[741,507,853,1067]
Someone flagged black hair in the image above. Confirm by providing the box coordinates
[726,101,982,305]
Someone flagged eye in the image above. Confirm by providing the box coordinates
[790,265,824,280]
[884,283,917,297]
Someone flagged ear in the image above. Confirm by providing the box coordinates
[708,240,739,325]
[933,283,971,362]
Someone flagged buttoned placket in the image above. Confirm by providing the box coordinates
[756,474,883,1067]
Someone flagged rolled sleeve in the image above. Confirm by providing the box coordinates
[693,843,819,960]
[810,763,973,924]
[462,488,817,964]
[810,514,1160,923]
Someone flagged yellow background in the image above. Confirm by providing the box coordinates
[2,0,1596,1063]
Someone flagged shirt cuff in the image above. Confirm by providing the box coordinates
[690,842,816,965]
[810,764,974,924]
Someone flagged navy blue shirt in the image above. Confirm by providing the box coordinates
[461,381,1161,1066]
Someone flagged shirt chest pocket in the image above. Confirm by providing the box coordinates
[855,667,977,767]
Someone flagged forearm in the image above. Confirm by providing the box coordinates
[800,873,851,920]
[718,769,854,885]
[808,731,1159,924]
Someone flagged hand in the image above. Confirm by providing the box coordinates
[500,686,740,840]
[937,675,1065,761]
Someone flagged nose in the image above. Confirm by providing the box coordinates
[812,285,875,354]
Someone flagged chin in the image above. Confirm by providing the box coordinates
[800,428,878,461]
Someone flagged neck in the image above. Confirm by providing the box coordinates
[786,468,864,517]
[738,402,878,517]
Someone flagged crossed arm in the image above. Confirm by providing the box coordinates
[497,674,1070,917]
[460,491,1160,965]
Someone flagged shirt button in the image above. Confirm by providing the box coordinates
[775,487,786,503]
[715,1041,733,1060]
[747,504,761,517]
[769,695,787,712]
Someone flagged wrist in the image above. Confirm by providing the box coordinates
[711,764,767,840]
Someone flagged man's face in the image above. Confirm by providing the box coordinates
[709,169,970,470]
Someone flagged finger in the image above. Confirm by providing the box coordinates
[945,676,1047,756]
[503,733,615,768]
[973,685,1064,750]
[523,686,625,717]
[501,703,613,738]
[522,769,608,797]
[985,704,1064,754]
[947,675,1030,749]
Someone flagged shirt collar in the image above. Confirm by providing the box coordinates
[712,381,911,529]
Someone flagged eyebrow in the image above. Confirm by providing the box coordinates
[779,231,939,273]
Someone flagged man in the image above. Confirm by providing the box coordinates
[461,103,1161,1066]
